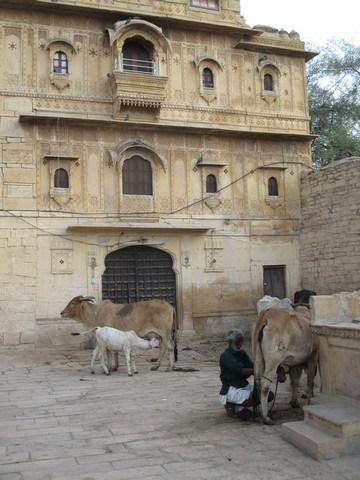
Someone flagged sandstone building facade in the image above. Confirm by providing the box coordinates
[0,0,314,345]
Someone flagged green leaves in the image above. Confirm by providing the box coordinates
[307,40,360,168]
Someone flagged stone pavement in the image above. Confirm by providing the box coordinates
[0,340,359,480]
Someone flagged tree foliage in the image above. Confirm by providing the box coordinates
[307,40,360,168]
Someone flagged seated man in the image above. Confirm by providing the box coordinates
[219,328,256,420]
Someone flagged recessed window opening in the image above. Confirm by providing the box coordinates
[206,174,217,193]
[122,38,155,74]
[264,73,274,91]
[123,156,153,195]
[191,0,219,10]
[268,177,279,196]
[54,168,69,188]
[202,68,214,89]
[53,51,68,75]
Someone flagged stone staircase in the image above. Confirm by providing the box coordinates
[282,395,360,460]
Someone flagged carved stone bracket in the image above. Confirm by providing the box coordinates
[265,196,283,209]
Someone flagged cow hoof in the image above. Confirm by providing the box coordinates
[150,358,158,363]
[134,371,139,375]
[263,417,274,425]
[151,365,160,371]
[128,374,133,377]
[290,400,300,409]
[91,371,95,375]
[106,372,110,376]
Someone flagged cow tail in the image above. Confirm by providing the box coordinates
[172,308,178,363]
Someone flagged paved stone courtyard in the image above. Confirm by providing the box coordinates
[0,338,359,480]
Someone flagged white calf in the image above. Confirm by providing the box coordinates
[73,327,159,376]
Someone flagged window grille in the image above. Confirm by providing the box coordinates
[202,68,214,88]
[53,51,68,75]
[122,41,155,74]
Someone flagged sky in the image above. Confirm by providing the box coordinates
[241,0,360,47]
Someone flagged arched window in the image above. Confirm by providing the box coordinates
[53,51,68,74]
[202,68,214,88]
[122,39,154,74]
[264,73,274,91]
[268,177,278,196]
[206,174,217,193]
[123,156,153,195]
[54,168,69,188]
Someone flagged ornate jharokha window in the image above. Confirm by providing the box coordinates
[54,168,69,188]
[122,39,155,74]
[123,156,153,195]
[202,68,214,89]
[268,177,279,196]
[264,73,274,91]
[191,0,219,10]
[206,174,217,193]
[53,51,68,75]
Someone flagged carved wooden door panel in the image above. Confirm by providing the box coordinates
[102,246,176,307]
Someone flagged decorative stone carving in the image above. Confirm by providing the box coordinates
[51,239,73,275]
[205,194,222,211]
[49,73,70,91]
[265,196,283,209]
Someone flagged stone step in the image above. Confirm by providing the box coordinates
[282,421,345,460]
[304,401,360,437]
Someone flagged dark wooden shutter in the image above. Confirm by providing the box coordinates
[123,156,153,195]
[54,168,69,188]
[206,174,217,193]
[264,73,274,91]
[268,177,278,196]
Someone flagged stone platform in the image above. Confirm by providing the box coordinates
[0,343,359,480]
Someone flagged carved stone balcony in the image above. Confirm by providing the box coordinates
[110,71,168,112]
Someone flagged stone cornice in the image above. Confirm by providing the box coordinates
[234,39,317,62]
[19,111,315,140]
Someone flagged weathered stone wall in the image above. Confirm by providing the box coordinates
[300,157,360,294]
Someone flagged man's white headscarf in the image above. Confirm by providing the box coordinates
[227,328,244,342]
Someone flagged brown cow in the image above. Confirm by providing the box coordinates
[61,296,178,371]
[252,305,319,424]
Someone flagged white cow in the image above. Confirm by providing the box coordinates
[72,327,159,376]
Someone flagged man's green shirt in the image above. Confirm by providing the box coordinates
[219,347,254,395]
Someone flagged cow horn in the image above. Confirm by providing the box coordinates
[79,296,95,302]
